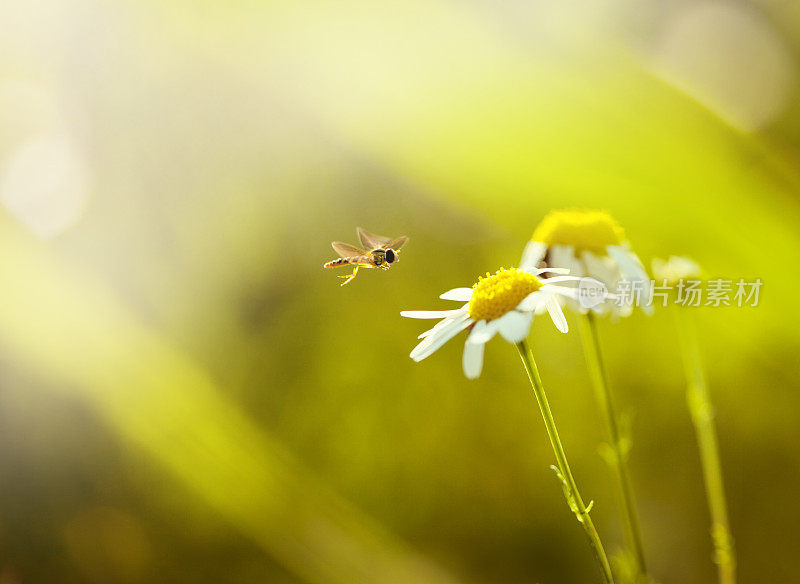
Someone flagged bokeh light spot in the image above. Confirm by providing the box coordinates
[1,133,90,239]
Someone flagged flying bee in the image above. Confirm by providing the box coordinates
[323,227,408,286]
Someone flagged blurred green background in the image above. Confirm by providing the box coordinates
[1,0,800,582]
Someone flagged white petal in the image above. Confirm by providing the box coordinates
[520,240,547,270]
[590,301,611,315]
[418,315,456,339]
[462,338,485,379]
[545,285,581,300]
[466,319,499,344]
[410,314,473,361]
[533,288,555,315]
[546,296,569,333]
[608,246,653,315]
[581,250,619,289]
[496,310,534,343]
[607,245,648,283]
[538,275,582,284]
[550,245,585,278]
[518,290,545,312]
[439,287,473,301]
[401,308,466,319]
[579,276,606,288]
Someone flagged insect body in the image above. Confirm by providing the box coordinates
[324,227,408,286]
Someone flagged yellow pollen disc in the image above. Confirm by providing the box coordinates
[468,268,542,322]
[532,209,625,255]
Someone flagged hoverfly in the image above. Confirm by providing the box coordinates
[323,227,408,286]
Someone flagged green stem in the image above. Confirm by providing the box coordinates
[674,308,736,584]
[516,340,615,584]
[579,313,648,582]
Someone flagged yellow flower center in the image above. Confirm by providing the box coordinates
[533,209,625,255]
[468,268,542,322]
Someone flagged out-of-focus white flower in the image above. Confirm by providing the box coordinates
[521,209,651,316]
[651,256,703,287]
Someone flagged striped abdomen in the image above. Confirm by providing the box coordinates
[324,254,378,269]
[323,257,353,269]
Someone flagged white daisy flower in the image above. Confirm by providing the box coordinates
[401,267,604,379]
[521,209,651,316]
[651,255,702,287]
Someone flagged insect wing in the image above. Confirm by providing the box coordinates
[357,227,392,251]
[331,241,366,258]
[384,236,408,250]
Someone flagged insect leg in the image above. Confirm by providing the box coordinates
[338,265,359,286]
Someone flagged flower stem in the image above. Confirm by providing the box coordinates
[516,340,615,584]
[674,308,736,584]
[579,313,648,582]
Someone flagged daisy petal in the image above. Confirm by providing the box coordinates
[581,250,619,290]
[538,275,582,284]
[518,290,544,312]
[608,246,653,315]
[546,296,569,333]
[534,287,556,309]
[607,246,648,283]
[466,319,499,344]
[462,338,485,379]
[418,315,456,339]
[546,285,581,300]
[496,310,534,343]
[410,314,473,361]
[439,287,473,301]
[550,245,585,278]
[520,240,547,270]
[401,308,466,319]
